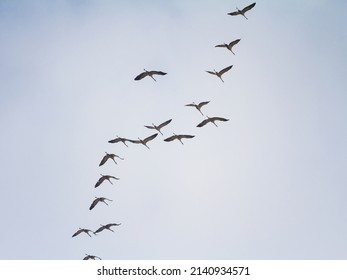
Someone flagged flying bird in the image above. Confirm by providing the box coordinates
[108,136,131,147]
[94,223,121,234]
[164,133,195,145]
[83,254,102,260]
[128,133,158,149]
[144,119,172,135]
[89,197,113,210]
[185,101,210,116]
[95,174,119,188]
[99,152,124,166]
[197,116,229,128]
[72,228,95,238]
[134,69,167,81]
[228,2,256,19]
[206,65,233,83]
[215,39,241,55]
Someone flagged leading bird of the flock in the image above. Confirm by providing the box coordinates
[164,133,195,145]
[83,254,102,260]
[215,39,241,55]
[134,69,167,82]
[144,119,172,135]
[72,228,96,238]
[185,101,210,116]
[228,2,256,20]
[128,133,158,149]
[94,223,122,234]
[89,197,113,210]
[197,116,229,128]
[206,65,233,83]
[108,135,132,147]
[95,174,120,188]
[99,152,124,166]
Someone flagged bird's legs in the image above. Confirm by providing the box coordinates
[179,139,184,145]
[197,108,204,116]
[242,13,248,20]
[219,76,224,83]
[111,158,118,165]
[150,75,157,82]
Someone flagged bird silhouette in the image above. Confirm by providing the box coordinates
[89,197,113,210]
[215,39,241,55]
[164,134,195,145]
[228,2,256,20]
[95,174,119,188]
[206,65,233,82]
[135,69,167,81]
[72,228,96,238]
[83,254,102,260]
[197,116,229,127]
[108,136,132,147]
[94,223,121,234]
[185,101,210,116]
[144,119,172,135]
[99,152,124,166]
[128,133,158,149]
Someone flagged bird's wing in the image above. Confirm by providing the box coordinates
[99,155,108,166]
[180,135,195,139]
[151,71,167,76]
[164,135,177,142]
[212,117,229,122]
[197,119,211,127]
[143,133,158,143]
[110,176,120,180]
[198,101,210,108]
[157,119,172,129]
[83,256,90,260]
[108,223,121,227]
[89,199,99,210]
[94,227,104,234]
[242,2,256,13]
[134,72,148,80]
[227,11,240,16]
[215,44,226,48]
[185,103,195,107]
[144,125,155,129]
[229,39,241,48]
[127,139,141,144]
[219,65,233,75]
[95,177,105,188]
[115,155,124,160]
[206,70,216,75]
[72,229,82,237]
[108,138,121,143]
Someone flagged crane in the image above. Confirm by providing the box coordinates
[94,223,121,234]
[164,133,195,145]
[99,152,124,166]
[144,119,172,135]
[185,101,210,116]
[215,39,241,55]
[83,254,102,260]
[95,174,120,188]
[128,133,158,149]
[206,65,233,83]
[197,116,229,127]
[89,197,113,210]
[134,69,167,81]
[72,228,95,238]
[228,2,256,19]
[108,136,131,147]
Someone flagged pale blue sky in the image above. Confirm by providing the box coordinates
[0,0,346,259]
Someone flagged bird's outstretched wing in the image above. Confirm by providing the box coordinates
[198,101,210,107]
[185,103,196,107]
[219,65,233,75]
[180,135,195,139]
[206,70,216,75]
[128,139,141,144]
[197,119,211,128]
[229,39,241,48]
[89,198,100,210]
[72,229,82,237]
[150,71,167,76]
[242,2,256,13]
[134,72,148,80]
[108,223,121,227]
[144,125,155,130]
[164,135,177,142]
[157,119,172,129]
[99,155,109,166]
[227,11,240,16]
[95,177,105,188]
[94,226,105,234]
[143,133,158,143]
[213,117,229,122]
[215,44,226,48]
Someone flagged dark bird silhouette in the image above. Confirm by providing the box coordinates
[72,228,95,238]
[228,2,256,19]
[83,254,102,260]
[134,69,167,81]
[108,136,131,147]
[128,133,158,149]
[95,174,119,188]
[206,65,233,83]
[197,116,229,127]
[99,152,124,166]
[215,39,241,55]
[185,101,210,116]
[164,133,195,145]
[94,223,121,234]
[89,197,113,210]
[144,119,172,135]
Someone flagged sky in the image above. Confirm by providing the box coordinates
[0,0,346,260]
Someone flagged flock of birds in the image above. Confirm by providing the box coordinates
[72,2,256,260]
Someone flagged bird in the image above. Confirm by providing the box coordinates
[185,101,210,116]
[197,116,229,128]
[128,133,158,149]
[164,133,195,145]
[134,69,167,81]
[89,197,113,210]
[228,2,256,20]
[144,119,172,135]
[99,152,124,166]
[72,228,95,238]
[83,254,102,260]
[95,174,119,188]
[94,223,121,234]
[206,65,233,83]
[215,39,241,55]
[108,136,131,147]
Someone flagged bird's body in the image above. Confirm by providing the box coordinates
[89,197,113,210]
[99,152,124,166]
[108,136,131,147]
[83,254,102,260]
[206,65,233,83]
[135,69,167,82]
[215,39,241,55]
[128,133,158,149]
[94,223,121,234]
[144,119,172,135]
[185,101,210,116]
[197,116,229,128]
[164,134,195,145]
[95,174,119,188]
[72,228,95,238]
[228,2,256,19]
